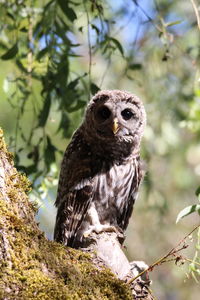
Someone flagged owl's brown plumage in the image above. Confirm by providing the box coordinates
[54,90,146,247]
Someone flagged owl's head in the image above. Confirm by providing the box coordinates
[83,90,146,157]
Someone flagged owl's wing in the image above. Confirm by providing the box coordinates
[54,131,94,246]
[117,157,144,231]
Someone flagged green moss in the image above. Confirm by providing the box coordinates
[0,127,6,151]
[0,128,14,163]
[10,172,32,194]
[1,234,133,299]
[0,127,133,299]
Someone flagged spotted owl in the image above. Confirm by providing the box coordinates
[54,90,146,248]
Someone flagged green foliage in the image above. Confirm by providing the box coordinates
[176,204,200,223]
[176,187,200,223]
[187,227,200,283]
[176,186,200,283]
[1,43,18,60]
[176,186,200,223]
[0,0,127,183]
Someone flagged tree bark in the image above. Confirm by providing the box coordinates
[0,127,152,300]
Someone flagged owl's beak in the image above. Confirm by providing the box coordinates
[112,118,119,134]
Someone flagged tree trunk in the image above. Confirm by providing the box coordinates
[0,127,152,300]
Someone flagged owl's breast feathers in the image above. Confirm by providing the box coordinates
[54,128,144,247]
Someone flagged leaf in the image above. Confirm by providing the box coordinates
[44,136,57,168]
[20,27,28,33]
[37,47,48,60]
[67,100,86,112]
[68,53,83,57]
[57,112,70,138]
[70,43,81,48]
[165,20,182,27]
[67,79,79,90]
[90,82,100,95]
[129,63,142,70]
[1,43,18,60]
[57,0,77,22]
[55,20,70,44]
[18,164,38,175]
[176,204,200,223]
[7,12,15,21]
[109,38,124,56]
[64,7,77,22]
[195,186,200,197]
[189,263,196,272]
[91,24,100,34]
[16,59,27,73]
[38,96,51,127]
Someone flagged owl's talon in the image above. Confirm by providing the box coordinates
[83,229,94,238]
[83,226,96,238]
[83,232,90,238]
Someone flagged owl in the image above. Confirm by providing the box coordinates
[54,90,146,248]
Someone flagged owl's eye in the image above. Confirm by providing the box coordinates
[121,109,134,120]
[97,106,111,120]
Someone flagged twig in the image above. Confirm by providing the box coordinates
[190,0,200,30]
[146,286,158,300]
[83,1,92,99]
[131,0,162,32]
[27,13,33,80]
[99,55,111,88]
[128,224,200,284]
[183,257,200,267]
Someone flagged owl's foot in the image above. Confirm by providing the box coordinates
[83,224,119,238]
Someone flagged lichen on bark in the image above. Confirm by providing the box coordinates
[0,127,134,300]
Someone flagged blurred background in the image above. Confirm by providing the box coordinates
[0,0,200,299]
